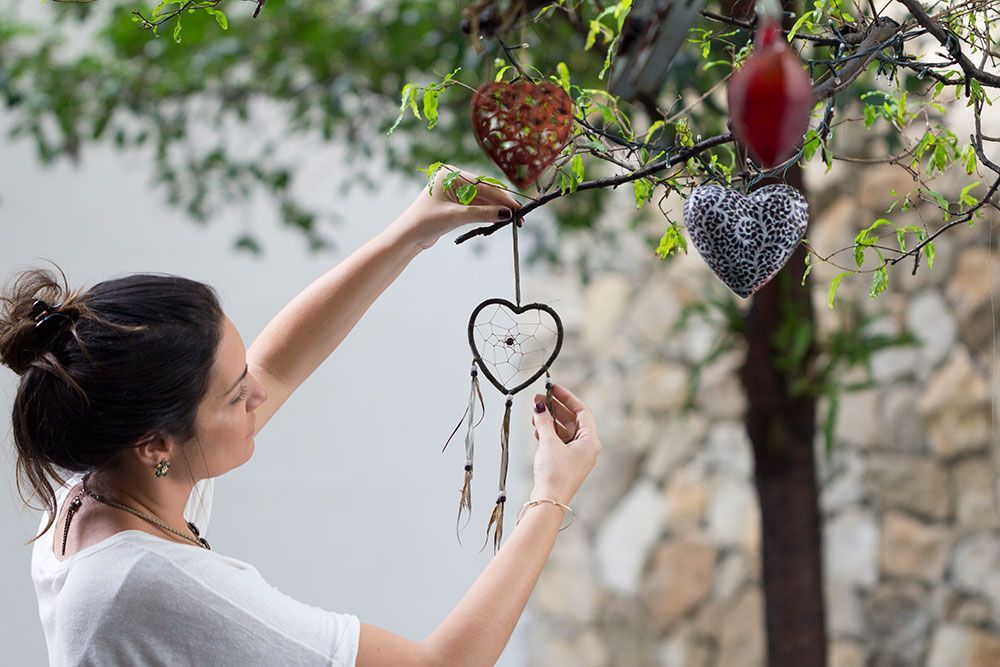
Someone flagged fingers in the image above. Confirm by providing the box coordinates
[530,398,557,438]
[549,383,586,415]
[437,164,523,211]
[549,383,597,433]
[531,395,576,443]
[534,392,577,435]
[467,205,515,223]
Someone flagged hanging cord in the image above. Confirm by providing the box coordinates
[443,362,486,544]
[483,393,513,554]
[512,215,522,307]
[545,371,555,416]
[518,12,528,73]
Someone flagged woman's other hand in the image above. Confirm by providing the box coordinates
[529,383,602,506]
[393,164,523,250]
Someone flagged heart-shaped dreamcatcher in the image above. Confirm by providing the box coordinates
[443,219,564,554]
[468,299,563,396]
[471,79,575,189]
[683,183,809,298]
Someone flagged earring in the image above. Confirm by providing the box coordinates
[154,460,171,478]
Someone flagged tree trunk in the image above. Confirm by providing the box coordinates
[727,2,827,664]
[741,168,827,665]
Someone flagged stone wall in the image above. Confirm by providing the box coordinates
[519,161,1000,666]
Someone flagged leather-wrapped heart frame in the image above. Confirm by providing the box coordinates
[467,298,564,396]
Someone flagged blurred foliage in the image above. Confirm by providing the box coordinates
[0,0,770,258]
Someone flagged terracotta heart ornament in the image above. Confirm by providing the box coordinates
[467,298,563,396]
[683,184,809,298]
[471,80,576,190]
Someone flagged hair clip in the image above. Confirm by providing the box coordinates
[30,299,72,346]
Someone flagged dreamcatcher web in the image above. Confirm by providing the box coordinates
[472,304,559,389]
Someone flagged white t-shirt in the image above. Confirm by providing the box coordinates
[31,473,360,666]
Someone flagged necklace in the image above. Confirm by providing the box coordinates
[60,473,211,556]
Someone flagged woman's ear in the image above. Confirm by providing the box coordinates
[129,430,174,469]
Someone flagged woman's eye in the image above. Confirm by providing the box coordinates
[232,384,248,405]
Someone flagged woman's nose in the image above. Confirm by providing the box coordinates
[247,375,268,410]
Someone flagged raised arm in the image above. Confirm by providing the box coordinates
[356,385,602,667]
[246,165,520,434]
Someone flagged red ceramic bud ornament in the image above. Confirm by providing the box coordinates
[727,2,814,168]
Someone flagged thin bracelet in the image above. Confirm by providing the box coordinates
[515,498,575,531]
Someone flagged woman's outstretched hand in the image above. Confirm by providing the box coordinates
[394,163,523,250]
[529,383,602,506]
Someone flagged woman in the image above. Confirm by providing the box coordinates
[1,164,602,666]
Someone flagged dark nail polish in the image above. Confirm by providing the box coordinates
[534,401,545,413]
[499,208,512,220]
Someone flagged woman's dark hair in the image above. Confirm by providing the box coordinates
[0,263,224,542]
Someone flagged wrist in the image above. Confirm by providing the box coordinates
[516,497,575,531]
[529,487,571,505]
[383,213,429,255]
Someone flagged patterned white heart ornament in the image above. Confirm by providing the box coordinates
[683,184,809,298]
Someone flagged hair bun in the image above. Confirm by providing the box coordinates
[0,269,83,376]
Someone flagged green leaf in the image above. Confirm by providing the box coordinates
[585,19,604,50]
[633,177,653,208]
[963,145,978,175]
[494,64,514,83]
[857,217,893,240]
[896,224,925,252]
[585,138,608,153]
[960,181,981,207]
[788,12,814,41]
[475,176,506,187]
[854,244,866,269]
[924,188,950,218]
[152,0,175,18]
[801,129,820,162]
[644,121,665,145]
[869,263,888,300]
[417,161,444,194]
[422,88,440,129]
[556,62,571,92]
[599,34,619,80]
[387,84,420,136]
[456,183,478,205]
[205,8,228,30]
[655,225,688,259]
[863,105,878,128]
[172,17,182,43]
[853,218,891,268]
[828,272,851,309]
[442,170,462,190]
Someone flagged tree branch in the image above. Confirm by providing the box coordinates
[456,16,908,244]
[896,0,1000,87]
